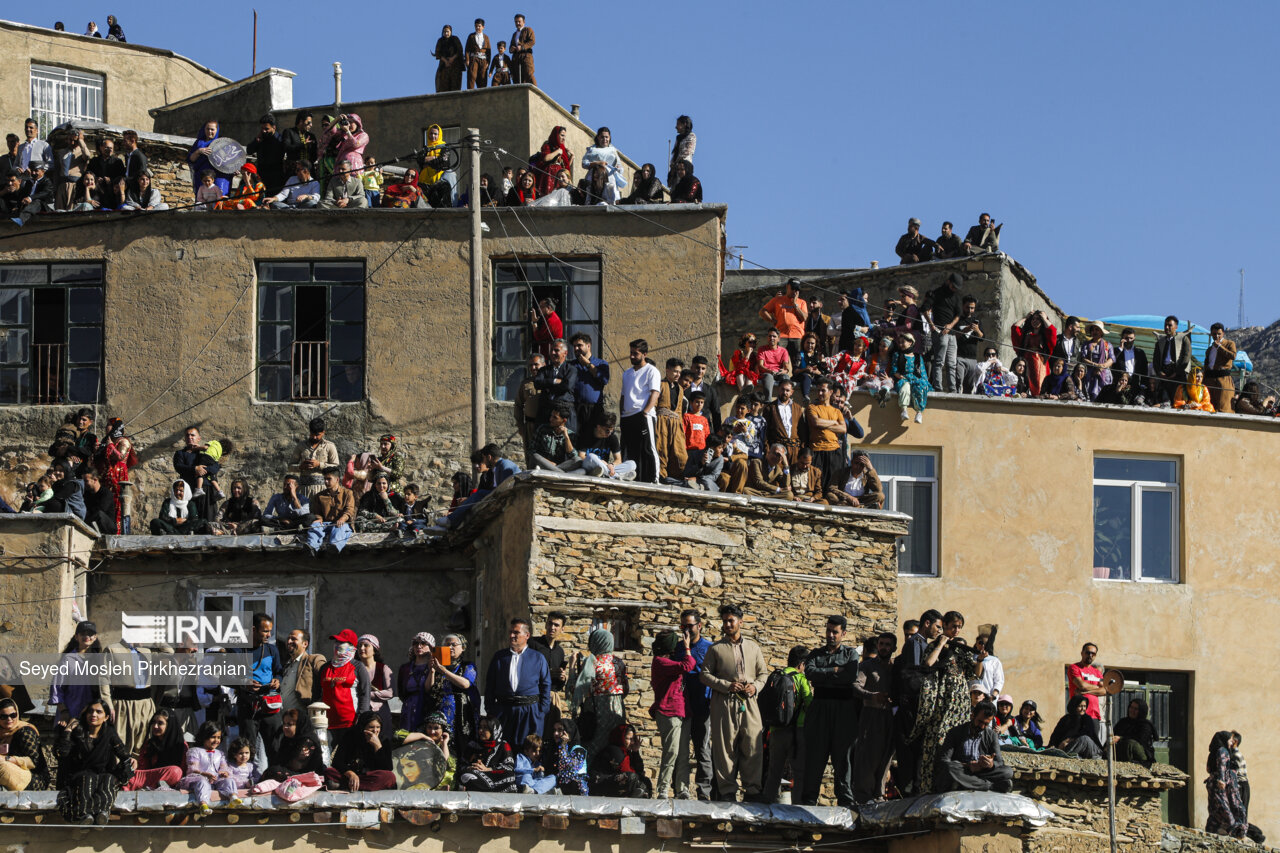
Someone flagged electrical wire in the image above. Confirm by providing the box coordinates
[484,143,1279,404]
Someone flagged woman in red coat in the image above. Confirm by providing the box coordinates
[533,126,573,196]
[1010,310,1058,397]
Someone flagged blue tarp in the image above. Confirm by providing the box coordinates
[1097,314,1253,371]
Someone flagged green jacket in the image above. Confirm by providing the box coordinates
[769,666,813,731]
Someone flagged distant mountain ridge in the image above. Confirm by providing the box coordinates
[1230,318,1280,395]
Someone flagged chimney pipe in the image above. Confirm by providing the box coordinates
[333,62,343,112]
[570,104,580,119]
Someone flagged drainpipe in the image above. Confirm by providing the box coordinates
[333,62,343,113]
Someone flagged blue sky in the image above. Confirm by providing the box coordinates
[25,2,1280,326]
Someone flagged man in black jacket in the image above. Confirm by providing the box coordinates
[82,470,118,533]
[892,609,943,796]
[247,114,288,195]
[533,339,579,432]
[1112,327,1151,404]
[5,163,55,225]
[801,615,860,807]
[1151,315,1191,406]
[935,701,1014,793]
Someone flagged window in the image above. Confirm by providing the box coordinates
[1093,456,1179,582]
[492,258,602,400]
[30,65,104,137]
[590,608,637,652]
[197,586,314,641]
[256,261,365,402]
[868,451,938,576]
[0,264,103,404]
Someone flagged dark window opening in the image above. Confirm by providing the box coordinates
[257,262,365,402]
[0,263,103,405]
[492,258,601,401]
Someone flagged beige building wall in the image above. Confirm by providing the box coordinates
[0,19,227,134]
[853,392,1280,830]
[0,515,95,661]
[0,206,724,516]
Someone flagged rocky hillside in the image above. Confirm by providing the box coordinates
[1230,318,1280,395]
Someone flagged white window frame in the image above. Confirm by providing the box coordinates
[30,65,104,136]
[1092,455,1180,583]
[195,585,315,641]
[868,450,938,577]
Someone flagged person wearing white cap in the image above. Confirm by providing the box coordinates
[357,634,395,732]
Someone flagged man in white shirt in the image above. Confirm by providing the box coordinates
[974,635,1005,702]
[16,119,51,176]
[484,617,550,746]
[619,338,661,483]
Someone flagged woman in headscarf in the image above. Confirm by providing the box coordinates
[1038,356,1073,400]
[0,697,52,791]
[326,711,398,792]
[1205,730,1247,839]
[668,115,696,187]
[55,700,131,826]
[357,634,395,732]
[417,124,455,208]
[149,479,209,535]
[383,169,427,208]
[1010,310,1058,396]
[397,713,454,790]
[669,159,702,203]
[215,478,262,535]
[433,25,465,92]
[398,632,442,733]
[433,633,480,746]
[580,127,627,204]
[1009,699,1045,749]
[93,419,138,534]
[622,163,665,205]
[187,119,230,196]
[506,169,538,206]
[825,335,870,398]
[366,434,405,492]
[106,15,126,41]
[1048,695,1103,758]
[214,162,265,210]
[314,115,341,186]
[263,709,324,781]
[1174,366,1215,412]
[457,715,516,792]
[333,114,369,172]
[591,723,652,798]
[572,628,628,763]
[550,717,589,794]
[121,170,168,211]
[890,333,932,424]
[356,472,403,532]
[910,611,977,794]
[1080,321,1114,401]
[123,709,185,791]
[533,126,573,197]
[1111,698,1157,765]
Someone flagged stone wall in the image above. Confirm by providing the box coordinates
[469,473,908,779]
[0,515,94,657]
[721,255,1064,365]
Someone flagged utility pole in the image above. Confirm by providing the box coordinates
[252,10,258,76]
[469,128,486,451]
[1238,268,1245,328]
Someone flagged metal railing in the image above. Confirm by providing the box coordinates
[32,343,63,404]
[292,341,328,400]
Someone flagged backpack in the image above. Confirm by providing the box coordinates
[758,668,798,728]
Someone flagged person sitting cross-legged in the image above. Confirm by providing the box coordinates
[1049,695,1104,758]
[303,466,356,555]
[744,443,793,500]
[577,412,637,480]
[934,700,1015,793]
[531,404,582,472]
[268,160,322,209]
[320,161,368,209]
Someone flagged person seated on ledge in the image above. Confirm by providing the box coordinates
[669,159,702,204]
[962,212,1001,254]
[268,160,321,209]
[121,169,168,211]
[895,217,936,264]
[303,466,356,554]
[622,163,665,205]
[320,161,368,209]
[261,474,310,530]
[934,700,1014,793]
[1049,695,1103,759]
[150,479,210,535]
[1174,366,1215,413]
[1111,698,1156,765]
[214,162,265,210]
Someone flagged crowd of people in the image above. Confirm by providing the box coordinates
[48,18,128,41]
[3,102,700,224]
[429,16,535,91]
[19,605,1258,840]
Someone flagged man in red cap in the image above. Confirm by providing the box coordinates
[318,628,370,733]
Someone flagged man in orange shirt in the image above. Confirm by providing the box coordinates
[805,378,848,493]
[759,278,808,362]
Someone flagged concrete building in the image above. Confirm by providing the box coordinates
[0,203,725,517]
[0,18,228,136]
